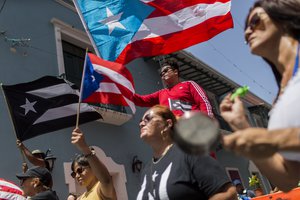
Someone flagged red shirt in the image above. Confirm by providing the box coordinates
[133,81,214,117]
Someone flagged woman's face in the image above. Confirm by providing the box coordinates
[72,162,95,187]
[245,7,281,56]
[139,109,166,143]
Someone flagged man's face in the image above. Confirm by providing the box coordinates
[20,177,36,197]
[160,65,178,85]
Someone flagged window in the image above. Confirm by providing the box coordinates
[252,113,264,127]
[62,40,86,86]
[55,0,76,12]
[51,18,132,125]
[62,41,127,113]
[226,167,244,185]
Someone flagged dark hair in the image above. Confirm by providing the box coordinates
[151,105,177,130]
[71,154,90,171]
[245,0,300,39]
[245,0,300,87]
[160,60,179,75]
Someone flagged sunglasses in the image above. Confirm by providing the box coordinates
[160,67,173,77]
[71,167,88,178]
[140,114,154,126]
[20,177,34,185]
[245,12,267,42]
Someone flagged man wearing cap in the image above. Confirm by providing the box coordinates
[233,179,255,200]
[16,140,50,172]
[132,60,214,118]
[16,166,59,200]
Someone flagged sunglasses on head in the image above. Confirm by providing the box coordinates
[71,167,87,178]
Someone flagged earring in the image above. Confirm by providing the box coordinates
[161,130,167,140]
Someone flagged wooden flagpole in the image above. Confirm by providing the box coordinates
[76,48,89,128]
[0,83,27,163]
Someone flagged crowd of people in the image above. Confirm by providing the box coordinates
[10,0,300,199]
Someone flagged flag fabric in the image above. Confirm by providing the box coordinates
[74,0,233,64]
[0,178,25,200]
[2,76,102,141]
[81,53,136,114]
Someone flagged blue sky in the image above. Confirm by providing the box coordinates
[186,0,278,104]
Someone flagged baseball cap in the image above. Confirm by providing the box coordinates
[32,149,45,155]
[16,166,52,187]
[233,179,242,186]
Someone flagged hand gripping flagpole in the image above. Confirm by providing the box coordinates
[76,48,89,128]
[0,83,27,164]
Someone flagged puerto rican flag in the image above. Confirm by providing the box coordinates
[0,178,25,200]
[73,0,233,64]
[81,53,136,113]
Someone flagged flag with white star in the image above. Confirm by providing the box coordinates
[74,0,233,64]
[74,0,154,62]
[2,76,102,141]
[81,53,136,114]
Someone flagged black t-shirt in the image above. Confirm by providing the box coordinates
[30,190,59,200]
[136,145,230,200]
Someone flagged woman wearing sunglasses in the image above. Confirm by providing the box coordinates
[220,0,300,192]
[71,128,116,200]
[136,105,237,200]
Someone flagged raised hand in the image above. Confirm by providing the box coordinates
[219,94,250,130]
[71,128,90,154]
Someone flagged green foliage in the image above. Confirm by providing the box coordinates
[249,174,262,189]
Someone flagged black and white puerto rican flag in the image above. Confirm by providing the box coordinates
[168,99,192,112]
[2,76,102,141]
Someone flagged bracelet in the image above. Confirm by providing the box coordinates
[84,150,96,159]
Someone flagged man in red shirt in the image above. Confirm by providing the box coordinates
[132,61,214,118]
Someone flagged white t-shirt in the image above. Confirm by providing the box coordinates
[268,70,300,161]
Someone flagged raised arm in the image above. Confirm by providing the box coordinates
[223,127,300,159]
[71,128,116,199]
[16,140,46,168]
[131,91,160,107]
[222,127,300,192]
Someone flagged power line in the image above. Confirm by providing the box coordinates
[0,0,6,15]
[207,41,274,96]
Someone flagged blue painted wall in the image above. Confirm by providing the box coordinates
[0,1,268,199]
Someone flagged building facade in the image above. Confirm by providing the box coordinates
[0,1,271,199]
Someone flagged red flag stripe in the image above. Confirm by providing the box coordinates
[84,92,128,106]
[88,53,134,86]
[116,12,233,64]
[146,0,231,18]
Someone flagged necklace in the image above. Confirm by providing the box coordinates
[279,42,300,95]
[152,144,173,164]
[149,144,173,197]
